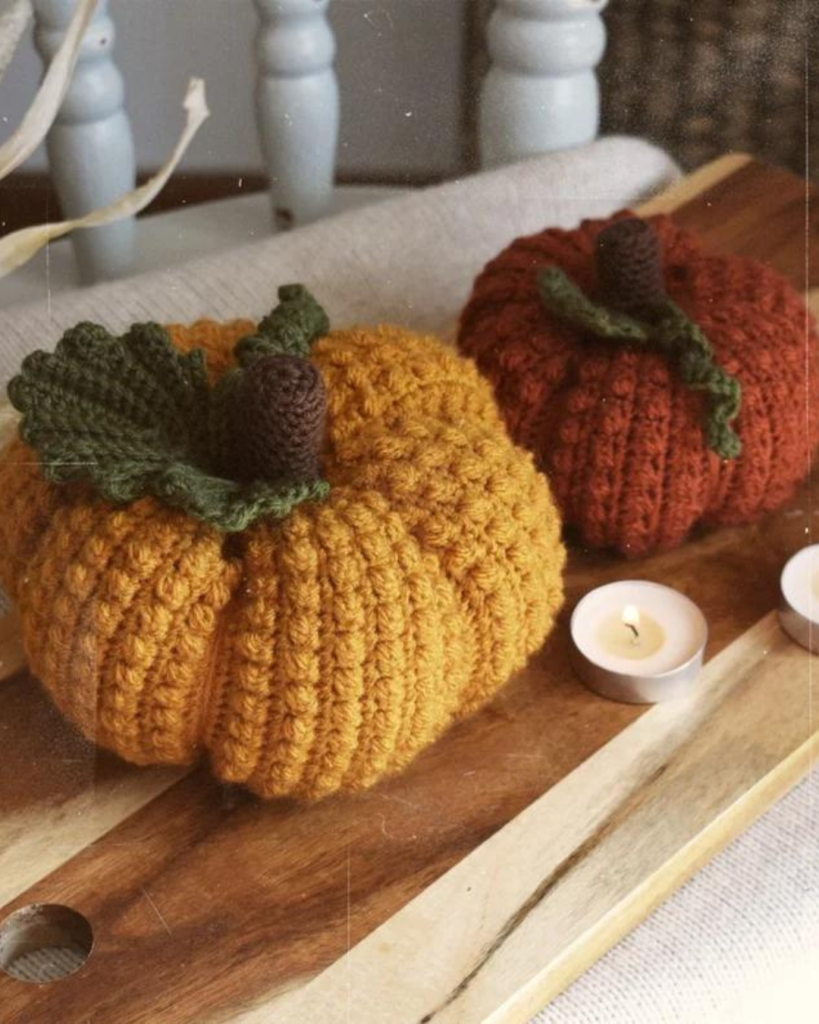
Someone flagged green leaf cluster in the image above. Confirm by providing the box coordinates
[7,285,331,531]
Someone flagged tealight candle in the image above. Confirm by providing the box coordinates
[570,581,708,704]
[779,545,819,653]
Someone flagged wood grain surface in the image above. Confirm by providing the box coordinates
[0,156,816,1023]
[262,612,816,1024]
[0,610,24,687]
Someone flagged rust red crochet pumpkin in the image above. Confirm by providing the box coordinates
[458,212,819,557]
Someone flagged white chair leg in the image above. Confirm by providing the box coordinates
[479,0,609,168]
[32,0,136,283]
[253,0,339,231]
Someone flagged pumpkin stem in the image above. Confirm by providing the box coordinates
[220,285,331,487]
[596,217,667,319]
[233,353,328,484]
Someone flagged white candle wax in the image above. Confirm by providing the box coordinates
[779,545,819,653]
[596,603,666,661]
[570,581,708,704]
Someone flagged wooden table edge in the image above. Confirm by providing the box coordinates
[494,723,819,1024]
[249,613,816,1024]
[638,152,752,216]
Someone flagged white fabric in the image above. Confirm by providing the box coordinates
[535,772,819,1023]
[0,136,677,382]
[7,137,816,1021]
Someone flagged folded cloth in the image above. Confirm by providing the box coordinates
[0,135,679,388]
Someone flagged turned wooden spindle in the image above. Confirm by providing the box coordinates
[253,0,340,232]
[480,0,609,168]
[32,0,136,283]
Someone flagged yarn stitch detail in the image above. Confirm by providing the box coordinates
[0,317,566,800]
[457,211,819,557]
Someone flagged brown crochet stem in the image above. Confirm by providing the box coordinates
[597,217,667,318]
[234,353,327,484]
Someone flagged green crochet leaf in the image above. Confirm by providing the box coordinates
[655,302,743,460]
[536,266,742,460]
[7,286,332,531]
[9,321,213,492]
[537,267,650,345]
[234,283,330,365]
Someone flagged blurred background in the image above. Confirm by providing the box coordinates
[0,0,815,235]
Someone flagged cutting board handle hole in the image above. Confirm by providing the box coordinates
[0,904,93,984]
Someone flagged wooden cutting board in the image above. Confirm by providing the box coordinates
[0,155,817,1023]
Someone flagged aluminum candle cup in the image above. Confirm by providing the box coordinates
[570,581,708,704]
[779,545,819,653]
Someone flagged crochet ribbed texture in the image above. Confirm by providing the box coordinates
[0,315,565,800]
[458,212,819,557]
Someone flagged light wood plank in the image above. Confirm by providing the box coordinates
[638,152,752,215]
[247,614,815,1023]
[0,766,186,908]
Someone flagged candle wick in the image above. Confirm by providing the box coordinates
[626,622,640,644]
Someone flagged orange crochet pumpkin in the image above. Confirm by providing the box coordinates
[458,212,819,557]
[0,288,565,800]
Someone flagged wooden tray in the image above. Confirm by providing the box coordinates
[0,155,817,1023]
